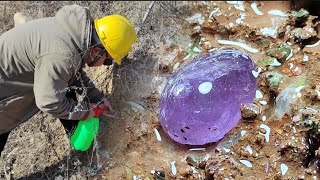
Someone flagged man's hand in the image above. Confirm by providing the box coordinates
[84,98,115,120]
[96,97,115,118]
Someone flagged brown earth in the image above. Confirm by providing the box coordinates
[0,1,320,180]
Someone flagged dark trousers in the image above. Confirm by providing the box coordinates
[0,90,80,154]
[0,132,9,154]
[59,90,80,135]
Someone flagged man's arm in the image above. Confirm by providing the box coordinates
[71,69,104,104]
[34,54,90,120]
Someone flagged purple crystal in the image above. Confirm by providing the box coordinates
[159,49,257,145]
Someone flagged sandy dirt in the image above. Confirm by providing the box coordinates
[0,1,319,180]
[96,1,320,180]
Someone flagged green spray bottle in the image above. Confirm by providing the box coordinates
[70,107,104,151]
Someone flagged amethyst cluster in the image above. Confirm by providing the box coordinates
[159,49,257,145]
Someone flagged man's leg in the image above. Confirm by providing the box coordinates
[60,90,80,135]
[60,119,80,135]
[0,132,10,155]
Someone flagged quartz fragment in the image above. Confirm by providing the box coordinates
[209,6,220,18]
[255,90,263,99]
[260,27,278,38]
[259,100,268,105]
[303,54,309,62]
[251,2,264,16]
[218,40,259,53]
[281,163,288,175]
[261,57,281,67]
[171,161,177,175]
[275,87,298,119]
[240,159,253,168]
[268,10,288,17]
[186,13,205,25]
[292,9,309,23]
[154,128,162,141]
[262,116,267,122]
[159,49,257,145]
[245,145,253,155]
[252,67,262,78]
[259,124,271,142]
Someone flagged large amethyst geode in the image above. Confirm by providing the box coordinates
[159,49,257,145]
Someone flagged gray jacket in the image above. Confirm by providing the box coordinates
[0,5,103,134]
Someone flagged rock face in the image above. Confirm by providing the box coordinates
[159,49,257,145]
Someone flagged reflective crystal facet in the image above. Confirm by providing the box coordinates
[159,49,257,145]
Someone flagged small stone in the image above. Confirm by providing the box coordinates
[259,100,268,105]
[99,149,110,158]
[261,57,281,67]
[260,128,267,134]
[152,170,166,180]
[266,44,292,63]
[258,39,270,48]
[171,161,177,175]
[262,116,267,121]
[294,9,309,18]
[255,90,264,99]
[186,156,199,167]
[186,13,205,25]
[204,158,220,179]
[199,161,207,169]
[239,159,253,168]
[259,124,271,142]
[252,67,262,78]
[281,163,288,175]
[266,72,284,93]
[292,9,310,27]
[301,108,318,120]
[240,103,260,122]
[305,169,312,175]
[290,27,316,40]
[179,168,193,178]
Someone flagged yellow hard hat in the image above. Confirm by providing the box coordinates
[94,15,137,65]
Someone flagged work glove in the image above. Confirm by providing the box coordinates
[86,97,115,120]
[96,97,115,118]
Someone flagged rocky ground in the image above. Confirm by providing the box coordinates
[0,1,319,180]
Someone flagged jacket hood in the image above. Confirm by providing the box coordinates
[55,5,92,55]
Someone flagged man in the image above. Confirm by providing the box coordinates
[0,4,137,154]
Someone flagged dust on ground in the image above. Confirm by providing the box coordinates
[1,1,320,180]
